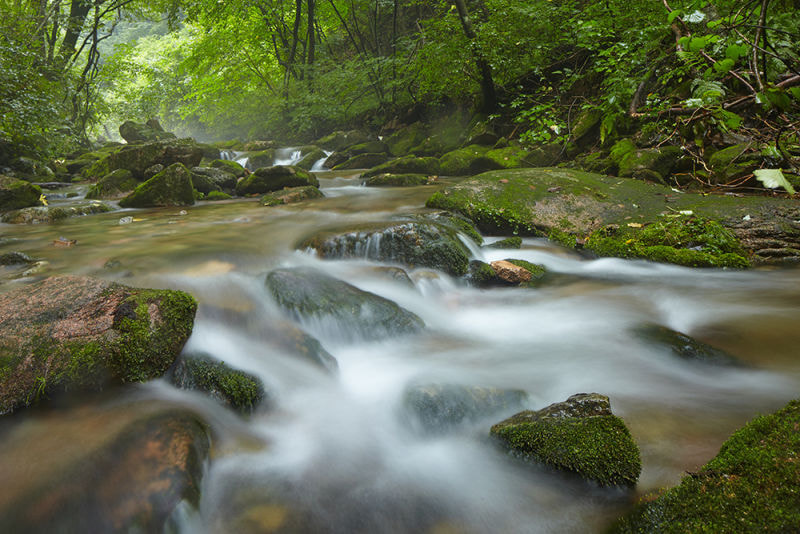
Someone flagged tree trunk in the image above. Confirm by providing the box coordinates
[452,0,497,113]
[59,0,92,65]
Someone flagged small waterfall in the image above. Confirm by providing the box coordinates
[274,148,303,166]
[220,149,250,169]
[311,150,334,172]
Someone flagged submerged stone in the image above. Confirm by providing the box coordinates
[362,173,429,187]
[403,383,528,432]
[1,202,112,224]
[300,220,473,276]
[119,163,196,208]
[0,275,197,414]
[261,186,324,206]
[171,353,266,412]
[490,393,641,487]
[610,399,800,532]
[236,165,318,196]
[635,324,742,366]
[265,267,424,342]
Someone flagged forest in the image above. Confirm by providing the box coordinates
[1,1,800,533]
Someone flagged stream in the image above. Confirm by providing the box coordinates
[1,164,799,533]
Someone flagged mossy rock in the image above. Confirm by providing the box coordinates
[189,171,222,195]
[403,383,528,432]
[570,109,602,148]
[362,173,429,187]
[585,216,749,268]
[439,145,492,176]
[0,252,34,266]
[326,141,388,168]
[333,153,390,170]
[416,210,483,245]
[490,393,641,487]
[296,148,327,170]
[205,191,233,201]
[0,276,197,414]
[1,202,112,224]
[300,220,473,276]
[385,122,429,156]
[361,156,440,178]
[634,324,742,366]
[82,139,205,180]
[485,146,535,169]
[119,163,196,208]
[210,159,247,178]
[85,169,138,200]
[503,259,547,287]
[708,143,761,183]
[190,166,238,192]
[617,146,683,184]
[245,149,276,169]
[610,399,800,532]
[265,267,424,342]
[171,353,266,413]
[236,166,318,196]
[467,260,499,287]
[0,175,43,211]
[485,237,522,249]
[261,186,324,206]
[119,120,177,143]
[314,130,372,152]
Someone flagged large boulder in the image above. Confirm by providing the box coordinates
[265,267,424,342]
[170,353,266,413]
[332,153,390,170]
[384,122,428,156]
[1,202,112,224]
[85,169,138,200]
[119,119,177,143]
[362,156,440,178]
[299,220,473,276]
[83,139,204,180]
[191,166,238,192]
[425,167,800,266]
[296,148,328,170]
[0,408,209,532]
[403,383,528,432]
[314,130,372,152]
[0,276,197,414]
[610,140,683,184]
[7,157,55,182]
[490,393,641,487]
[0,175,42,211]
[210,158,247,178]
[119,163,196,208]
[611,399,800,532]
[236,166,318,196]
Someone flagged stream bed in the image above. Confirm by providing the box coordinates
[1,170,799,533]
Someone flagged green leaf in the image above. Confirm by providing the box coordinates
[713,58,735,74]
[667,10,683,24]
[689,37,708,53]
[754,169,796,195]
[788,87,800,100]
[725,44,748,60]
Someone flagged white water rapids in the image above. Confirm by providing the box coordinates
[0,167,798,533]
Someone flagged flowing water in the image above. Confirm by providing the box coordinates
[1,167,799,533]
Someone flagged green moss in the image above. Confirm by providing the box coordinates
[611,399,800,533]
[486,236,522,249]
[491,414,641,487]
[506,259,547,285]
[426,185,538,237]
[85,169,137,200]
[586,216,749,268]
[119,163,196,208]
[0,176,43,211]
[361,155,440,178]
[205,191,233,201]
[362,173,428,186]
[210,159,246,177]
[174,356,265,412]
[333,153,389,170]
[438,145,492,176]
[548,228,579,248]
[261,185,323,206]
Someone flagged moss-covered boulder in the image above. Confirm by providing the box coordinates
[466,260,499,287]
[614,142,683,184]
[610,399,800,532]
[189,171,222,195]
[361,156,440,178]
[491,259,547,287]
[0,175,43,211]
[261,186,324,206]
[0,252,34,266]
[0,275,197,414]
[362,173,430,187]
[119,163,196,208]
[314,130,372,152]
[300,220,473,276]
[403,383,528,432]
[205,191,233,201]
[85,169,138,200]
[1,202,112,224]
[244,149,276,170]
[326,140,388,168]
[425,167,800,265]
[333,153,390,170]
[191,166,238,192]
[708,143,761,183]
[210,158,247,178]
[0,409,208,533]
[439,145,493,176]
[385,122,428,156]
[634,324,742,366]
[490,393,641,487]
[119,119,177,143]
[83,139,205,180]
[8,156,55,182]
[486,237,522,249]
[265,267,424,341]
[171,353,266,412]
[236,165,318,196]
[295,148,328,170]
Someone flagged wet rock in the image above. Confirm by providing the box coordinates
[0,175,43,211]
[327,141,389,168]
[85,169,138,200]
[0,252,34,266]
[0,410,209,533]
[418,211,484,245]
[244,149,276,170]
[119,163,196,208]
[189,170,223,195]
[300,220,472,276]
[610,399,800,532]
[236,166,319,196]
[205,191,233,201]
[404,383,528,432]
[314,130,372,152]
[170,353,266,412]
[610,139,683,184]
[210,158,247,178]
[490,393,641,487]
[466,260,498,287]
[144,163,164,180]
[709,143,761,184]
[464,121,500,147]
[362,156,440,178]
[634,324,742,366]
[119,119,177,143]
[485,237,522,249]
[265,267,424,342]
[362,173,429,187]
[83,139,204,180]
[0,275,197,414]
[1,202,113,224]
[490,260,532,284]
[242,140,276,152]
[261,186,323,206]
[333,152,390,170]
[439,145,533,176]
[8,157,55,182]
[296,148,328,170]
